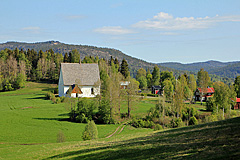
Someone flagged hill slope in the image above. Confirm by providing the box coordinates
[0,41,180,76]
[159,60,240,78]
[1,117,240,159]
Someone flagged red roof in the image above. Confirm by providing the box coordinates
[197,87,215,93]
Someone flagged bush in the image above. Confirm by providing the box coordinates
[57,130,65,143]
[189,116,198,125]
[206,97,216,111]
[55,97,61,104]
[82,120,98,141]
[60,96,65,102]
[170,117,183,128]
[154,124,163,131]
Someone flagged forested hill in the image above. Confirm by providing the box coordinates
[0,41,185,77]
[159,60,240,78]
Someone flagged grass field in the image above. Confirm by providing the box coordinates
[1,82,240,159]
[1,115,239,159]
[0,82,153,144]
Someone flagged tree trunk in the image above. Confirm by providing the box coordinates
[128,94,130,118]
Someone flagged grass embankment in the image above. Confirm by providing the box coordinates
[1,116,240,159]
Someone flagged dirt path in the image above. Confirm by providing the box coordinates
[106,122,129,138]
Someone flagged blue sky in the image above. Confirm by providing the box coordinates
[1,0,240,63]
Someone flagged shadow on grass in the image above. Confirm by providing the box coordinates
[25,93,47,100]
[43,117,240,160]
[33,117,70,121]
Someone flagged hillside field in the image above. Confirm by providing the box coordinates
[0,82,240,159]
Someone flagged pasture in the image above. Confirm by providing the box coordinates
[0,82,153,144]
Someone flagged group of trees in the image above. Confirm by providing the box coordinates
[69,56,139,124]
[0,48,65,91]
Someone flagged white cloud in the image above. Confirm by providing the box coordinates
[94,26,136,35]
[132,12,240,30]
[22,26,40,31]
[64,15,85,20]
[21,26,41,34]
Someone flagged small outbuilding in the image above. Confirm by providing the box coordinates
[152,85,163,95]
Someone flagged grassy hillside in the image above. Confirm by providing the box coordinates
[1,115,239,159]
[0,82,153,144]
[1,82,240,159]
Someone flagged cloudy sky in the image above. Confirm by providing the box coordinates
[1,0,240,63]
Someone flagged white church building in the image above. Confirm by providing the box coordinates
[58,63,100,98]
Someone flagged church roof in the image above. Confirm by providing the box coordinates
[61,63,100,86]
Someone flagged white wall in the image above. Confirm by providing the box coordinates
[58,70,64,97]
[61,85,100,98]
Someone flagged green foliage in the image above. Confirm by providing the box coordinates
[98,99,115,124]
[206,97,216,111]
[82,120,98,141]
[234,76,240,98]
[73,98,97,123]
[170,118,183,128]
[15,73,26,89]
[154,124,163,131]
[151,65,160,86]
[120,58,130,79]
[163,79,173,100]
[189,116,198,125]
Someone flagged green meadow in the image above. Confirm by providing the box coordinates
[1,82,240,159]
[0,82,152,144]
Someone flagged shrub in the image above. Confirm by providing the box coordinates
[60,96,65,102]
[57,130,65,143]
[154,124,163,131]
[206,97,216,111]
[55,97,61,104]
[82,120,98,141]
[189,116,198,125]
[170,117,183,128]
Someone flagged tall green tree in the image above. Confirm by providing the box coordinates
[120,58,130,79]
[124,78,139,118]
[234,76,240,97]
[152,65,160,86]
[63,53,68,63]
[197,68,210,104]
[146,69,152,88]
[136,68,147,89]
[163,79,174,101]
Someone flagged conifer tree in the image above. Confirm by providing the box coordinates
[120,58,130,79]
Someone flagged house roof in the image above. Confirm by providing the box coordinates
[61,63,100,86]
[120,81,130,86]
[197,87,215,93]
[152,86,162,89]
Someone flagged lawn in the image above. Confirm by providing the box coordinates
[1,116,239,159]
[0,82,153,144]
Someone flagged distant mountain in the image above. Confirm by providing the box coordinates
[208,62,240,79]
[0,41,184,77]
[159,60,240,72]
[1,41,238,79]
[159,60,240,78]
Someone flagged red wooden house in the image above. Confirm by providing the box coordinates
[194,87,215,102]
[234,97,240,110]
